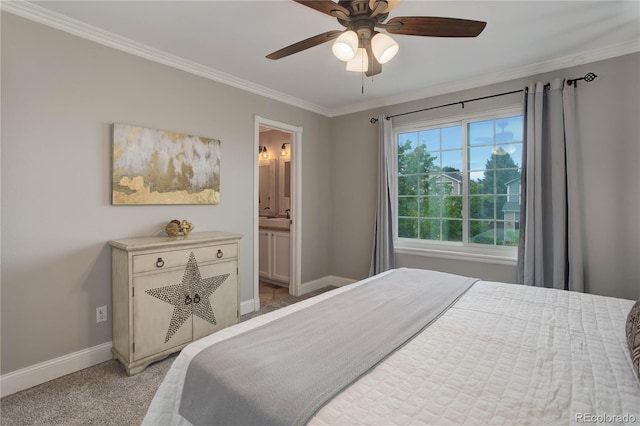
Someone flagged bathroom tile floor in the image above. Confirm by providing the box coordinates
[259,281,290,307]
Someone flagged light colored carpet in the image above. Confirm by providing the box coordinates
[0,286,336,426]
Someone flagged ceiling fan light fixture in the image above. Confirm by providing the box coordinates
[332,30,358,61]
[368,0,401,13]
[346,48,369,72]
[371,33,399,64]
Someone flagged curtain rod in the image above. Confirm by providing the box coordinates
[370,72,597,123]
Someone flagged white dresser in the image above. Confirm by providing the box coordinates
[109,231,242,375]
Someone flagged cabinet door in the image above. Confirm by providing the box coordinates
[258,231,271,278]
[271,231,290,282]
[133,269,193,361]
[192,260,238,340]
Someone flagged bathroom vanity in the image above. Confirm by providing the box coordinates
[258,217,290,285]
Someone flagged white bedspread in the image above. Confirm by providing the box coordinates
[143,269,640,425]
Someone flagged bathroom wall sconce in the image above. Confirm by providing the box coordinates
[280,143,290,156]
[258,146,268,159]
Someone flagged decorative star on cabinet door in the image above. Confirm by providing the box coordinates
[145,252,230,343]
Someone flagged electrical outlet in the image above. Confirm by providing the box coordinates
[96,306,107,323]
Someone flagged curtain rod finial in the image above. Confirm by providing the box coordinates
[370,117,379,124]
[568,72,597,86]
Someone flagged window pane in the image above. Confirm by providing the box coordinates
[420,219,441,240]
[468,146,494,171]
[499,192,520,246]
[436,179,454,196]
[398,218,418,238]
[495,221,506,246]
[496,195,508,220]
[419,129,440,151]
[469,195,494,219]
[398,153,419,175]
[417,176,429,196]
[425,150,441,168]
[496,143,522,167]
[442,126,462,150]
[398,175,418,196]
[492,149,520,170]
[441,149,462,172]
[469,220,494,245]
[495,116,522,143]
[419,151,438,174]
[420,174,437,196]
[468,120,494,146]
[443,219,462,242]
[398,197,419,217]
[422,196,441,218]
[468,171,484,194]
[398,132,418,152]
[495,169,520,194]
[443,196,462,219]
[502,219,520,247]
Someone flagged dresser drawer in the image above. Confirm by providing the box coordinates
[132,243,237,274]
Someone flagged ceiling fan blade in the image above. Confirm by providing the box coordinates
[384,16,487,37]
[293,0,350,19]
[266,30,344,60]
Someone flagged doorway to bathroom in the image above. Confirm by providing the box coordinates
[254,116,302,313]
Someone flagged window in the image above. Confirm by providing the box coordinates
[394,107,523,260]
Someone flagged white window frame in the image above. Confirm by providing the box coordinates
[393,105,522,265]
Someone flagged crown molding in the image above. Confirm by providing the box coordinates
[2,1,638,118]
[0,1,334,117]
[330,38,640,117]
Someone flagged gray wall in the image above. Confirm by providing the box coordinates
[1,13,332,374]
[331,53,640,301]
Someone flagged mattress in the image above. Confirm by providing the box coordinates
[143,269,640,425]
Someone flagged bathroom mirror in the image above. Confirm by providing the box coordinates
[259,159,276,215]
[279,159,291,216]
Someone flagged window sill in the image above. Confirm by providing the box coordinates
[394,243,517,266]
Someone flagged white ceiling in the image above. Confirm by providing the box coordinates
[5,1,640,117]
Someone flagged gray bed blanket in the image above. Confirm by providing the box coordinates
[179,268,477,426]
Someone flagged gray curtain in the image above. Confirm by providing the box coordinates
[518,78,584,291]
[369,114,395,276]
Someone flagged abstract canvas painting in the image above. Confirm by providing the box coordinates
[112,124,220,205]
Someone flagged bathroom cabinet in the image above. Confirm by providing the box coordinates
[259,229,290,284]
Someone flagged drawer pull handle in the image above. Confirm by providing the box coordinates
[156,258,165,268]
[193,294,201,304]
[184,295,192,305]
[217,249,223,259]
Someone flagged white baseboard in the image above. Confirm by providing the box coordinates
[299,275,356,295]
[0,341,113,398]
[240,298,257,316]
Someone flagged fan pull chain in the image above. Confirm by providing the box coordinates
[361,49,365,94]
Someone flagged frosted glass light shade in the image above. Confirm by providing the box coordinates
[346,48,369,72]
[371,33,399,64]
[332,31,358,61]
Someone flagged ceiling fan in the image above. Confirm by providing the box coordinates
[266,0,487,76]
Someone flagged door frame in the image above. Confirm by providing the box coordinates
[254,116,303,311]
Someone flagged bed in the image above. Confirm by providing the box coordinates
[143,268,640,425]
